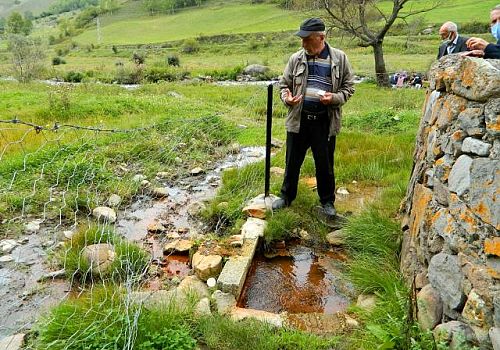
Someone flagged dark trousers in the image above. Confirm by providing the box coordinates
[280,115,336,205]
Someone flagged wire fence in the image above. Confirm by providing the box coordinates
[0,108,270,347]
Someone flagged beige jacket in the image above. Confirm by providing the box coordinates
[279,43,355,137]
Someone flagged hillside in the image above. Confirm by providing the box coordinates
[0,0,57,17]
[73,1,301,45]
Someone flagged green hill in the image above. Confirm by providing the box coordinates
[0,0,58,17]
[73,1,301,45]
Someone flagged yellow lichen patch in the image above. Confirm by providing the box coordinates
[409,184,433,237]
[301,177,317,189]
[484,238,500,257]
[461,61,476,87]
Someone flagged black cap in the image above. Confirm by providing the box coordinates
[295,18,325,38]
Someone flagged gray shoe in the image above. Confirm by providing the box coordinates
[322,202,337,218]
[272,198,288,210]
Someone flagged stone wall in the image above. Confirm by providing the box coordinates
[401,56,499,349]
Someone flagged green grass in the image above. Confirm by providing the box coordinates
[73,2,301,45]
[61,225,149,284]
[35,284,338,350]
[0,0,57,17]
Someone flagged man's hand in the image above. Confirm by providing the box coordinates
[460,49,485,58]
[284,89,303,106]
[320,92,334,105]
[466,37,489,51]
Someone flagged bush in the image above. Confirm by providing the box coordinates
[115,65,144,84]
[132,51,145,65]
[64,71,84,82]
[167,54,180,66]
[203,65,244,81]
[52,56,66,65]
[112,45,118,54]
[181,39,199,54]
[144,66,189,83]
[461,21,490,34]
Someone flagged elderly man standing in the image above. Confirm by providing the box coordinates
[273,17,355,220]
[465,5,500,59]
[437,21,469,59]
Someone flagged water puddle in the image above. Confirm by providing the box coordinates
[238,244,350,314]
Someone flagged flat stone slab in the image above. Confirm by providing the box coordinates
[231,307,283,328]
[241,217,267,240]
[0,333,25,350]
[217,255,252,297]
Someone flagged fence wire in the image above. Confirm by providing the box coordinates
[0,84,279,348]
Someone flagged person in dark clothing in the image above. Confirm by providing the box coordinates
[273,18,355,219]
[437,22,469,59]
[465,5,500,59]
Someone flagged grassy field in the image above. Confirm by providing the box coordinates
[73,2,301,45]
[0,0,57,17]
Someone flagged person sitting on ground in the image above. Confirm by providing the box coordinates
[409,74,422,89]
[437,21,469,59]
[465,5,500,59]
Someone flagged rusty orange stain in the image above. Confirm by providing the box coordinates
[409,185,433,237]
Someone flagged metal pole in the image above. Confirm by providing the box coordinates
[265,83,273,197]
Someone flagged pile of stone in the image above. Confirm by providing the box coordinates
[401,56,499,349]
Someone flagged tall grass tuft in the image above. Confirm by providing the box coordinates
[61,225,149,284]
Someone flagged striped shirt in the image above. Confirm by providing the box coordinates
[303,44,332,114]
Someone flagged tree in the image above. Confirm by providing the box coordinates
[7,34,46,82]
[5,11,32,35]
[322,0,441,87]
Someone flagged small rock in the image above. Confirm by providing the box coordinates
[434,321,477,349]
[17,237,29,244]
[178,275,210,299]
[174,157,183,165]
[156,171,169,179]
[25,220,42,233]
[0,255,13,263]
[166,232,180,239]
[187,201,205,217]
[217,202,229,210]
[63,230,75,240]
[207,277,217,288]
[107,194,122,207]
[82,243,116,276]
[229,235,243,248]
[212,290,236,315]
[326,230,346,246]
[0,239,18,254]
[192,252,223,281]
[141,180,151,187]
[190,167,204,176]
[248,151,262,158]
[163,239,193,254]
[147,222,167,233]
[461,137,492,156]
[417,284,443,331]
[151,187,169,198]
[238,124,247,129]
[194,297,212,317]
[178,227,189,234]
[299,229,311,241]
[133,174,147,182]
[352,180,358,184]
[357,294,377,312]
[336,187,350,195]
[345,315,359,328]
[92,206,117,223]
[229,143,240,154]
[271,138,284,148]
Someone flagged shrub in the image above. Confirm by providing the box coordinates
[52,56,66,65]
[167,54,180,66]
[112,45,118,54]
[132,51,145,65]
[64,71,84,82]
[144,66,189,83]
[461,21,490,34]
[115,65,144,84]
[181,39,199,54]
